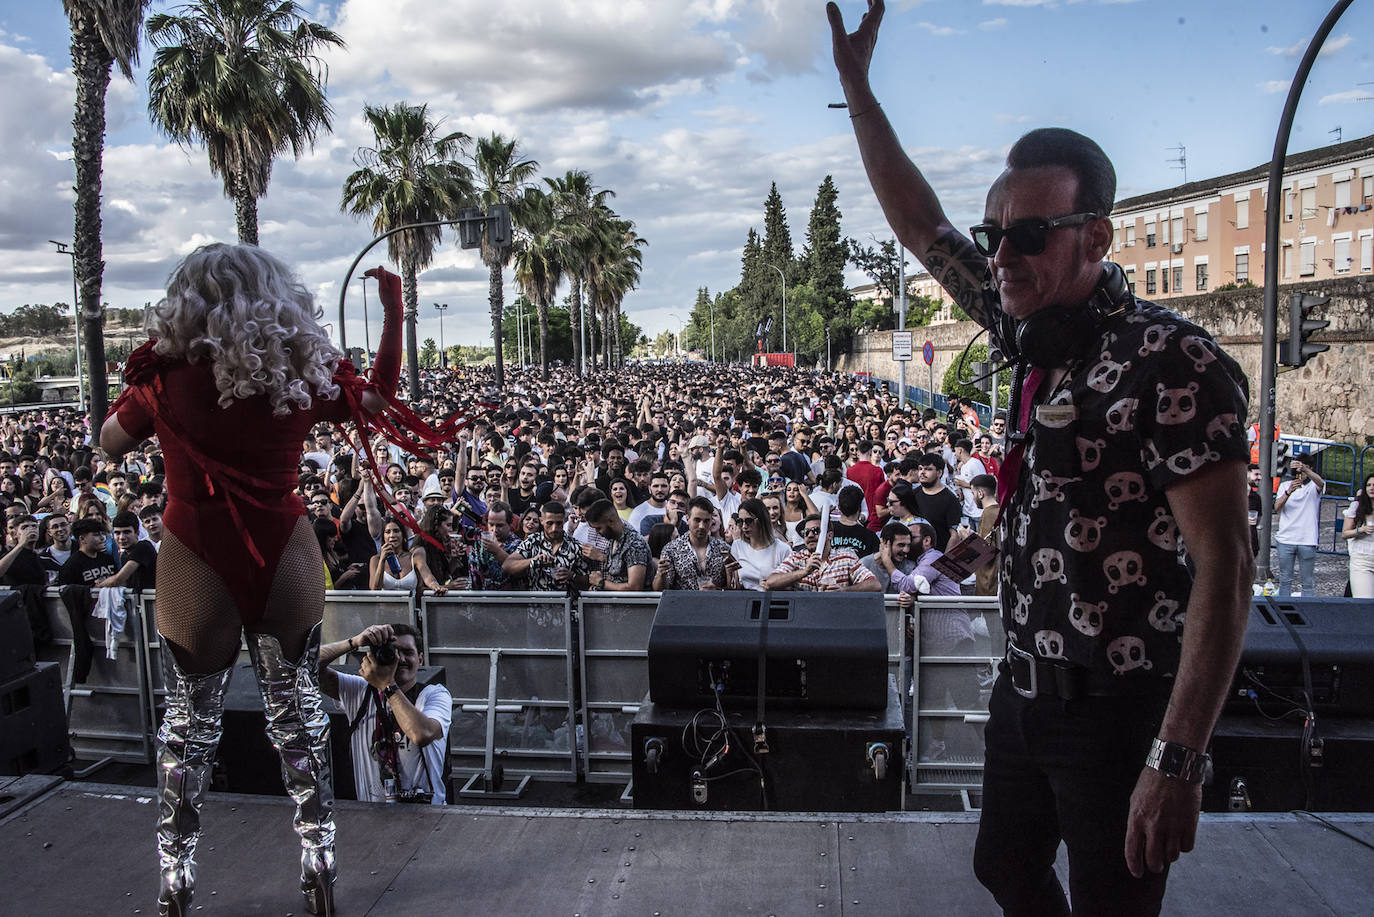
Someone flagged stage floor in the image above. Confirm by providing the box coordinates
[4,776,1373,916]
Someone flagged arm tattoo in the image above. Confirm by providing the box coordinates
[919,230,1000,333]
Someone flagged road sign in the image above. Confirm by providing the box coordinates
[922,340,934,366]
[892,331,913,362]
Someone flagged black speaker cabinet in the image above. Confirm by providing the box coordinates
[1202,715,1374,813]
[1226,598,1374,718]
[647,591,887,711]
[0,589,34,683]
[0,662,69,776]
[632,678,904,812]
[207,663,446,799]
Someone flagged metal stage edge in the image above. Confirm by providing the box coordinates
[4,779,1374,916]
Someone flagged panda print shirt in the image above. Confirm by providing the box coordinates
[921,230,1251,682]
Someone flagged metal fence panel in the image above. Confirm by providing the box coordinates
[421,592,577,782]
[910,595,1001,792]
[321,590,416,646]
[577,592,661,783]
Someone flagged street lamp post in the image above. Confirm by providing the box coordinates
[764,263,787,355]
[708,298,716,363]
[433,303,449,369]
[48,241,86,412]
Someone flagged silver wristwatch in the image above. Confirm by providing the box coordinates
[1145,738,1210,785]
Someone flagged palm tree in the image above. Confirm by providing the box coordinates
[341,103,472,401]
[147,0,344,245]
[545,170,613,376]
[511,188,569,381]
[587,216,645,369]
[469,134,538,391]
[63,0,150,431]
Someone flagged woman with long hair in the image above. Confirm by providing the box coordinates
[369,518,419,591]
[760,492,788,543]
[729,497,792,591]
[100,244,419,916]
[609,477,635,521]
[1342,473,1374,598]
[781,480,817,545]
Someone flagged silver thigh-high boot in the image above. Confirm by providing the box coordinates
[156,648,234,917]
[246,623,336,915]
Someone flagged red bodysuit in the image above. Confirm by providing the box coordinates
[115,357,353,624]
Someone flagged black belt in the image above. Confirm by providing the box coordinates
[1003,645,1168,700]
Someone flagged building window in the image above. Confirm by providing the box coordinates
[1300,241,1316,276]
[1172,266,1183,292]
[1361,234,1373,272]
[1335,180,1351,209]
[1284,190,1295,221]
[1161,266,1169,293]
[1194,211,1208,241]
[1365,176,1373,202]
[1126,225,1136,246]
[1145,269,1157,294]
[1172,217,1184,245]
[1284,246,1293,279]
[1196,263,1208,291]
[1125,268,1136,293]
[1301,187,1316,220]
[1145,223,1156,247]
[1236,197,1249,230]
[1236,253,1249,283]
[1334,237,1351,273]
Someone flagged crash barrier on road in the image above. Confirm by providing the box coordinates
[33,587,1001,794]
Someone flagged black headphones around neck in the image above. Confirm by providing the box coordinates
[996,262,1134,369]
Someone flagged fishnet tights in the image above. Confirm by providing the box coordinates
[157,517,324,673]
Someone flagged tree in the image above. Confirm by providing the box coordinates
[941,342,1009,407]
[62,0,150,431]
[545,170,614,376]
[469,134,538,391]
[341,102,473,400]
[847,237,908,306]
[418,338,438,370]
[147,0,345,245]
[586,216,645,368]
[802,176,854,327]
[512,187,567,380]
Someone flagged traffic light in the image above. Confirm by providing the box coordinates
[457,207,483,249]
[1271,440,1290,478]
[1277,292,1330,368]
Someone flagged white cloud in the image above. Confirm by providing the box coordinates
[1267,32,1354,58]
[1257,80,1290,94]
[1318,89,1373,105]
[917,21,965,37]
[979,18,1009,30]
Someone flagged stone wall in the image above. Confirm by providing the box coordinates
[834,276,1374,443]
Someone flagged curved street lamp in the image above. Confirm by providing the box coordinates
[764,262,787,354]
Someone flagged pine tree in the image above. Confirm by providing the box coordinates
[761,182,794,270]
[803,175,853,324]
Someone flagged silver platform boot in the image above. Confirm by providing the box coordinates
[246,623,336,915]
[155,648,234,917]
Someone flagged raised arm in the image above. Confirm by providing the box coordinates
[827,0,955,256]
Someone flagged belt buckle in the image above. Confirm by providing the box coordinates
[1006,643,1037,699]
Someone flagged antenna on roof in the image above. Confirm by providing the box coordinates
[1166,144,1187,184]
[1329,126,1342,143]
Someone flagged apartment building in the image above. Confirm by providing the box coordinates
[1109,133,1374,299]
[850,271,959,324]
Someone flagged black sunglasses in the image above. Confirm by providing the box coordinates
[969,211,1098,258]
[801,527,821,537]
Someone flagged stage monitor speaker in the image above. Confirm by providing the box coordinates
[0,662,69,776]
[0,589,35,683]
[1202,715,1374,813]
[647,591,887,711]
[1226,597,1374,717]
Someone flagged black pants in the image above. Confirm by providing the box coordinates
[973,674,1171,917]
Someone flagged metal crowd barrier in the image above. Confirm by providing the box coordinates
[577,592,661,783]
[420,592,578,793]
[37,587,152,768]
[909,595,1002,795]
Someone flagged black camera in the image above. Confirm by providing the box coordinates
[355,640,397,668]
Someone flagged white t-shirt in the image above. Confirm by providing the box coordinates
[731,538,792,591]
[958,456,988,520]
[1344,501,1374,556]
[337,671,452,805]
[710,490,742,521]
[1276,478,1322,546]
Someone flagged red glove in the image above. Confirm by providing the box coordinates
[363,266,403,399]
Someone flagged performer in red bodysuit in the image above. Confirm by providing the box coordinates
[101,243,408,917]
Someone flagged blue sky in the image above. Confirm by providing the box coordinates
[1,0,1369,348]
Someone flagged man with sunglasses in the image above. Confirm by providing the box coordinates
[763,513,879,593]
[830,3,1253,913]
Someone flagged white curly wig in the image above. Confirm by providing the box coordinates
[148,243,342,416]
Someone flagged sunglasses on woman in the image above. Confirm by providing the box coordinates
[969,211,1098,258]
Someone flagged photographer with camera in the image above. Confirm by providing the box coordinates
[1273,453,1325,598]
[319,623,451,805]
